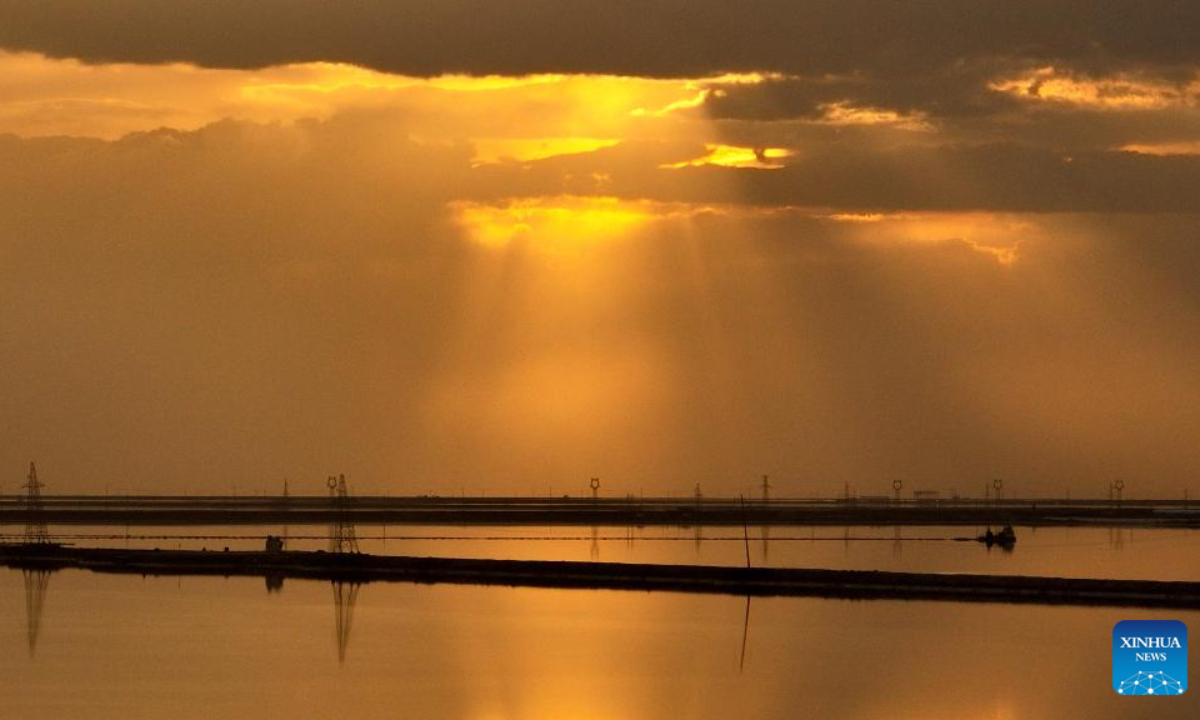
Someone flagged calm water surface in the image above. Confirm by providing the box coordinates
[0,568,1194,720]
[2,525,1196,718]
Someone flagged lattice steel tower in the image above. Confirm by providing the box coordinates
[327,474,359,554]
[22,462,50,545]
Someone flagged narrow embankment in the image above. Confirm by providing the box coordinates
[3,545,1197,609]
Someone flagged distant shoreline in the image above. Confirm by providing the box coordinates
[2,495,1197,528]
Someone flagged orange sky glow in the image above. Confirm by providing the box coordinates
[2,5,1200,499]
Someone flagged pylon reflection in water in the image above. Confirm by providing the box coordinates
[332,580,360,664]
[23,568,51,657]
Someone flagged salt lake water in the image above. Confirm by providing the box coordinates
[0,525,1196,719]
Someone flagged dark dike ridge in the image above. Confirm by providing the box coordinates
[2,545,1197,609]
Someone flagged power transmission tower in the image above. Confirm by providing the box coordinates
[22,462,51,545]
[327,474,359,554]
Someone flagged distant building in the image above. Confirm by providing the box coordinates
[265,535,286,553]
[913,490,941,503]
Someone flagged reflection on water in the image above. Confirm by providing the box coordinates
[12,567,365,667]
[264,572,284,594]
[2,569,1196,720]
[22,568,50,657]
[738,595,751,673]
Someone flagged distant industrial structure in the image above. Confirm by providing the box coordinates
[913,490,941,504]
[327,474,359,554]
[15,461,53,657]
[1111,479,1126,504]
[22,462,51,545]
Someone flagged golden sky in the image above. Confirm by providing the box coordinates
[2,3,1200,498]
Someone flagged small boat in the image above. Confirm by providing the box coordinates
[978,524,1017,548]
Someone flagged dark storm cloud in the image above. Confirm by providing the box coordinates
[701,66,1200,153]
[1,1,1198,78]
[703,64,1026,121]
[942,105,1200,152]
[477,141,1200,213]
[6,1,1199,202]
[730,146,1200,213]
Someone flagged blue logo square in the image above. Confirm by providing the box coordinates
[1113,620,1187,696]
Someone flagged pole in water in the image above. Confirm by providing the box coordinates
[740,495,751,569]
